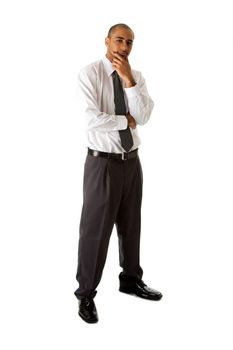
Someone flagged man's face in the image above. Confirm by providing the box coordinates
[105,27,134,62]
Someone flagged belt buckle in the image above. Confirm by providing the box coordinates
[122,152,128,161]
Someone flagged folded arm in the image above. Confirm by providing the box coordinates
[78,68,127,132]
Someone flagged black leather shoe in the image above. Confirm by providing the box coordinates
[119,278,163,301]
[78,297,98,324]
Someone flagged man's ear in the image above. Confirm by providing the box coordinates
[105,37,109,47]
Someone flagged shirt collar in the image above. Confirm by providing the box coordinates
[102,55,115,77]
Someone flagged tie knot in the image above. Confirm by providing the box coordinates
[112,70,120,80]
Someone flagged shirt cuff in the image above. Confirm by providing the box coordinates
[124,83,139,98]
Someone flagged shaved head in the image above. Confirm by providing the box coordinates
[107,23,134,39]
[105,24,134,62]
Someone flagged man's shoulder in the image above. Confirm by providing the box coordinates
[79,59,103,76]
[131,68,142,78]
[129,68,143,85]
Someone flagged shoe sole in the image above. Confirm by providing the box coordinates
[119,288,163,301]
[78,311,98,324]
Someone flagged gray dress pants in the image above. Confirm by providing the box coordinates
[74,152,143,299]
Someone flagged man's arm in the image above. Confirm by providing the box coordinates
[78,68,128,132]
[112,53,154,126]
[124,73,154,126]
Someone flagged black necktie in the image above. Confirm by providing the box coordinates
[112,71,134,152]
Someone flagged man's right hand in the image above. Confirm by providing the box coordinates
[126,112,136,129]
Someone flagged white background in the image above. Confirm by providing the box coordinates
[0,0,233,349]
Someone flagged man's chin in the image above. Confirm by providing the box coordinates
[119,53,128,58]
[113,51,128,59]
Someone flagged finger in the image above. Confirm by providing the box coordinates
[112,62,120,69]
[113,52,124,61]
[112,61,122,69]
[112,58,121,64]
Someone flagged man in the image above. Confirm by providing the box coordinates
[74,23,162,324]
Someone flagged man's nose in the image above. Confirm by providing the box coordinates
[121,41,128,51]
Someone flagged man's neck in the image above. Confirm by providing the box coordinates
[105,53,113,63]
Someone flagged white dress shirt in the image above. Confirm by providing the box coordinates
[78,55,154,153]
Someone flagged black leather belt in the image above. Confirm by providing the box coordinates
[88,148,138,161]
